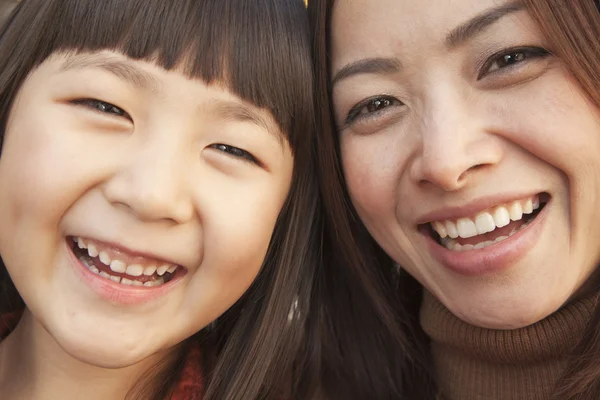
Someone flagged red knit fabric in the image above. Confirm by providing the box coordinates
[0,310,204,399]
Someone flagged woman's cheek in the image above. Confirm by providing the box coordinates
[341,135,401,217]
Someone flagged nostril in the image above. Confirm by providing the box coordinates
[457,162,490,182]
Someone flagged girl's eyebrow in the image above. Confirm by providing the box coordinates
[58,53,285,147]
[211,100,285,147]
[59,53,160,91]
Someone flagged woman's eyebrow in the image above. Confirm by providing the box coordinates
[331,1,525,87]
[331,57,401,87]
[445,1,526,49]
[59,53,160,91]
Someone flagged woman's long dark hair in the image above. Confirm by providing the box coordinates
[309,0,600,399]
[307,1,436,399]
[0,1,320,399]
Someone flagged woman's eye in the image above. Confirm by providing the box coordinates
[210,144,258,164]
[478,46,550,80]
[345,95,403,125]
[72,99,131,120]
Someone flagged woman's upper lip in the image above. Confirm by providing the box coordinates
[415,191,545,225]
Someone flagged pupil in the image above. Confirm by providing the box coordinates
[368,99,390,112]
[503,52,524,65]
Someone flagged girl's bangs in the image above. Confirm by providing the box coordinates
[2,0,312,146]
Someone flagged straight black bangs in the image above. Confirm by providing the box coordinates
[0,0,313,150]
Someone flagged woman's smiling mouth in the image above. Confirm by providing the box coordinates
[421,193,551,275]
[429,194,548,251]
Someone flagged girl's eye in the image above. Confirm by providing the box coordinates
[345,95,403,126]
[478,46,550,80]
[72,99,131,120]
[210,144,258,165]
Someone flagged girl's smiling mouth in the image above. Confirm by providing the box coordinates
[67,236,187,304]
[420,193,551,275]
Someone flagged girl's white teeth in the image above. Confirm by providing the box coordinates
[73,237,179,286]
[126,264,144,277]
[431,195,540,239]
[157,265,169,276]
[99,251,111,266]
[143,265,157,276]
[144,278,165,287]
[87,244,99,257]
[110,260,127,274]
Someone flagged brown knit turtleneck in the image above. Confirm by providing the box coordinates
[420,291,598,400]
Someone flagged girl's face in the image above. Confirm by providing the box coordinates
[0,51,293,367]
[330,0,600,329]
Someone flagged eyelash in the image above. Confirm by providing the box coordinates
[343,46,550,127]
[72,98,132,121]
[71,99,259,166]
[477,46,550,80]
[344,95,404,126]
[210,144,259,165]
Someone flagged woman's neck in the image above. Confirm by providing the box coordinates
[0,309,172,400]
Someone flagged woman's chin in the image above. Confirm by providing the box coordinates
[441,292,565,330]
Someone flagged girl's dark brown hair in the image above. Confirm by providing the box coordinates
[0,1,320,399]
[309,0,600,399]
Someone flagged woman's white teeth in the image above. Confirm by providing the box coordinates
[431,195,540,239]
[441,225,524,252]
[445,221,458,239]
[493,207,511,228]
[457,218,477,239]
[509,202,523,221]
[474,213,495,235]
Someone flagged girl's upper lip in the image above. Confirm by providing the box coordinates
[71,236,187,271]
[415,191,546,224]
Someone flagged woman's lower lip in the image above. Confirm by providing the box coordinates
[425,201,551,276]
[67,241,184,305]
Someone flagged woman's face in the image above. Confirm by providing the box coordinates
[330,0,600,329]
[0,51,293,367]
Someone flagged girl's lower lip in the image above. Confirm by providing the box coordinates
[425,201,551,276]
[66,240,184,305]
